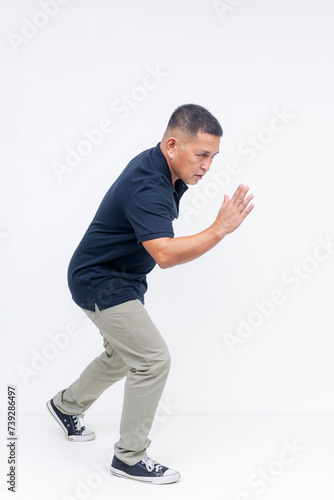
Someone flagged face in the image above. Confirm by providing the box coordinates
[167,132,220,185]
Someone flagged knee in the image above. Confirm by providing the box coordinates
[132,348,171,377]
[150,347,171,375]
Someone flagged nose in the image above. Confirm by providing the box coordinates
[200,157,213,173]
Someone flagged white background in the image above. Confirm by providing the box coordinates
[1,0,334,421]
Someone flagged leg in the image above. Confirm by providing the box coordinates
[53,309,130,415]
[91,299,171,465]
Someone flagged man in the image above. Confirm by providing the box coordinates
[47,104,254,485]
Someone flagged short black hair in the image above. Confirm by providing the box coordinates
[166,103,223,138]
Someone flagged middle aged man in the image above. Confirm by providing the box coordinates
[47,104,254,485]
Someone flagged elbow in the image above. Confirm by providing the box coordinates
[156,255,170,270]
[142,238,175,269]
[156,250,173,270]
[157,262,168,270]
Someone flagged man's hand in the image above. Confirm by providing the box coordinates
[212,184,254,238]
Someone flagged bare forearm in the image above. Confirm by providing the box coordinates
[151,225,225,269]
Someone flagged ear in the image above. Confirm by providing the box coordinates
[165,137,177,159]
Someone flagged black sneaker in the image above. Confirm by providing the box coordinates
[46,399,96,442]
[110,454,181,484]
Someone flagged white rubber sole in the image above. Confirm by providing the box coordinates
[46,400,96,442]
[110,466,181,484]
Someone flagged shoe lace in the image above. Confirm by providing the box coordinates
[72,414,85,432]
[141,457,163,473]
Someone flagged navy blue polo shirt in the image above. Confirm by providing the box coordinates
[68,142,188,311]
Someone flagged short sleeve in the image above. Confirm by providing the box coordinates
[125,179,174,243]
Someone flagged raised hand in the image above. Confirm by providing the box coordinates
[213,184,254,237]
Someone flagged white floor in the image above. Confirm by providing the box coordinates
[1,414,333,500]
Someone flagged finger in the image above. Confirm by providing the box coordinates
[241,203,255,219]
[236,185,250,207]
[240,193,254,210]
[230,184,244,204]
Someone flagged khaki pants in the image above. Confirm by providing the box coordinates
[53,299,171,465]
